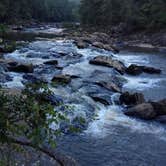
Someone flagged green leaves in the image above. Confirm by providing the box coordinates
[0,85,62,149]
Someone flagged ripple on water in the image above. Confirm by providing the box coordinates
[85,103,166,141]
[123,76,164,91]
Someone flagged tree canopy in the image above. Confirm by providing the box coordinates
[80,0,166,29]
[0,0,78,23]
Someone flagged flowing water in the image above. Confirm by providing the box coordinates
[1,26,166,166]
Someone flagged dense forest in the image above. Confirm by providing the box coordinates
[80,0,166,30]
[0,0,166,30]
[0,0,78,23]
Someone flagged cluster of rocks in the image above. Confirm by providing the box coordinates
[88,55,161,76]
[120,92,166,123]
[73,32,119,53]
[126,64,161,75]
[89,56,126,74]
[86,53,164,124]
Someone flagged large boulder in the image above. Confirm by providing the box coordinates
[120,92,145,106]
[151,99,166,116]
[7,63,34,73]
[126,64,142,75]
[125,103,157,120]
[89,56,126,74]
[96,81,121,93]
[126,64,161,75]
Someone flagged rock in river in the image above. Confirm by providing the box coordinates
[126,64,161,75]
[75,40,88,49]
[142,66,161,74]
[52,74,72,84]
[124,99,166,121]
[125,64,142,75]
[7,63,34,73]
[151,99,166,116]
[92,42,119,53]
[120,92,145,106]
[96,81,121,93]
[44,60,58,65]
[89,56,126,74]
[89,93,112,105]
[125,103,157,120]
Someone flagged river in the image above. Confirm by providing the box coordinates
[1,26,166,166]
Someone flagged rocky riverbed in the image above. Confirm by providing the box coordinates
[0,24,166,166]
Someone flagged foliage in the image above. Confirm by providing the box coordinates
[0,84,67,150]
[80,0,166,30]
[0,0,79,23]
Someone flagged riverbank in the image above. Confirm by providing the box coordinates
[64,25,166,53]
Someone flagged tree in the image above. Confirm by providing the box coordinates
[80,0,166,29]
[0,84,69,165]
[0,0,78,23]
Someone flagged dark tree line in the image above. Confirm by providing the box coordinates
[80,0,166,30]
[0,0,78,23]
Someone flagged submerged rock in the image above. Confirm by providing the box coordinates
[125,103,156,120]
[23,74,41,83]
[0,73,12,83]
[0,63,12,83]
[52,74,72,84]
[126,64,161,75]
[89,56,126,74]
[44,60,58,65]
[156,116,166,124]
[120,92,145,106]
[89,93,112,105]
[96,81,121,93]
[44,94,63,106]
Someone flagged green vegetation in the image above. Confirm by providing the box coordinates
[80,0,166,30]
[0,0,79,23]
[0,84,68,164]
